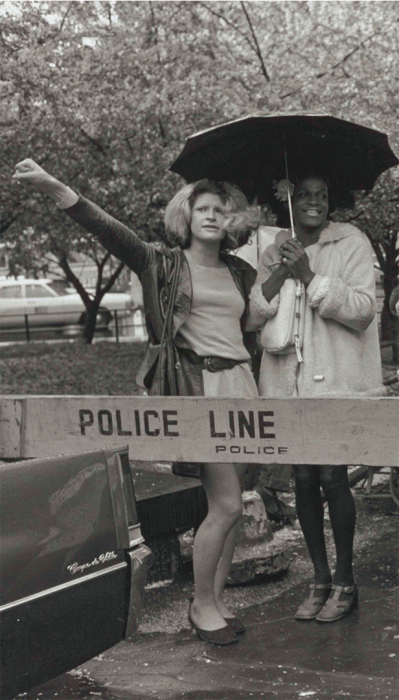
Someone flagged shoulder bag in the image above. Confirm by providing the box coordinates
[157,250,181,396]
[260,278,305,363]
[143,250,202,478]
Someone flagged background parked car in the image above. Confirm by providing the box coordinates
[0,278,135,336]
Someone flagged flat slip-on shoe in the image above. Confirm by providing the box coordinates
[188,607,238,646]
[224,615,246,635]
[188,597,245,636]
[295,583,332,620]
[316,583,358,623]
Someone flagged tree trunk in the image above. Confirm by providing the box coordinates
[381,273,396,340]
[381,270,399,363]
[392,317,399,365]
[380,297,393,341]
[82,302,101,344]
[57,254,125,345]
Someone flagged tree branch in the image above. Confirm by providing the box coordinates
[281,30,381,99]
[59,2,73,34]
[67,167,85,184]
[95,251,111,294]
[0,154,15,170]
[107,2,113,26]
[240,1,270,83]
[198,1,270,82]
[0,214,19,237]
[58,254,92,307]
[341,210,364,223]
[102,261,125,296]
[198,2,254,45]
[79,127,107,156]
[149,1,162,65]
[158,117,167,147]
[124,137,135,155]
[315,31,377,79]
[197,1,257,54]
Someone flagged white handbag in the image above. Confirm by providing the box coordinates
[260,278,305,362]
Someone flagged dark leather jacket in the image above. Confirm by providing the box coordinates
[64,196,257,396]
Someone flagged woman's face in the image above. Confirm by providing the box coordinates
[190,193,227,245]
[292,177,329,231]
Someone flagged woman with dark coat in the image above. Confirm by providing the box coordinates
[13,158,260,646]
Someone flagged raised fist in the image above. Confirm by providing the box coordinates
[12,159,54,192]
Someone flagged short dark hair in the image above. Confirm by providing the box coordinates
[267,172,355,228]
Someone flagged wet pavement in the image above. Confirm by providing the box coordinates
[16,491,398,700]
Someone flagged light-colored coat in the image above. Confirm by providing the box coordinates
[248,222,384,397]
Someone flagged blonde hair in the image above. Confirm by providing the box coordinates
[164,180,259,250]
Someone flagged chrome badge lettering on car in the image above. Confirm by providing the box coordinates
[67,551,118,575]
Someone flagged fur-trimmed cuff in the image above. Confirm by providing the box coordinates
[307,274,331,307]
[249,284,279,319]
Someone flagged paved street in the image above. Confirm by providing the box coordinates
[17,482,398,700]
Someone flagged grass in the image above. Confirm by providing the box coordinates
[0,340,397,395]
[0,341,146,395]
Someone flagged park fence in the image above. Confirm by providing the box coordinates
[0,307,147,344]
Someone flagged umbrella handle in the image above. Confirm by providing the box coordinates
[287,190,296,239]
[283,141,296,239]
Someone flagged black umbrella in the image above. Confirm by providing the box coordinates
[169,113,399,205]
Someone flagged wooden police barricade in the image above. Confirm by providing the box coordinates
[1,396,398,579]
[0,395,397,466]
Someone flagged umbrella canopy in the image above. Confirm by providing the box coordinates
[169,113,399,204]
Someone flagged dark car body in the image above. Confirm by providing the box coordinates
[0,446,153,699]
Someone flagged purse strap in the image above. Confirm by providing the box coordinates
[158,250,181,395]
[294,280,304,363]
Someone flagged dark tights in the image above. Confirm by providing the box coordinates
[293,465,356,587]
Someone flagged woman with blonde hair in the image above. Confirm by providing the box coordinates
[13,158,260,646]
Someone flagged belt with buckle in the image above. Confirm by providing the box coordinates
[202,356,248,373]
[176,347,249,373]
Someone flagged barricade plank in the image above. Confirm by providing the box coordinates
[0,396,397,466]
[0,398,24,459]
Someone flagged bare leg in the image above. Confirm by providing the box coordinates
[214,464,247,618]
[293,465,332,584]
[191,462,244,630]
[319,465,356,586]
